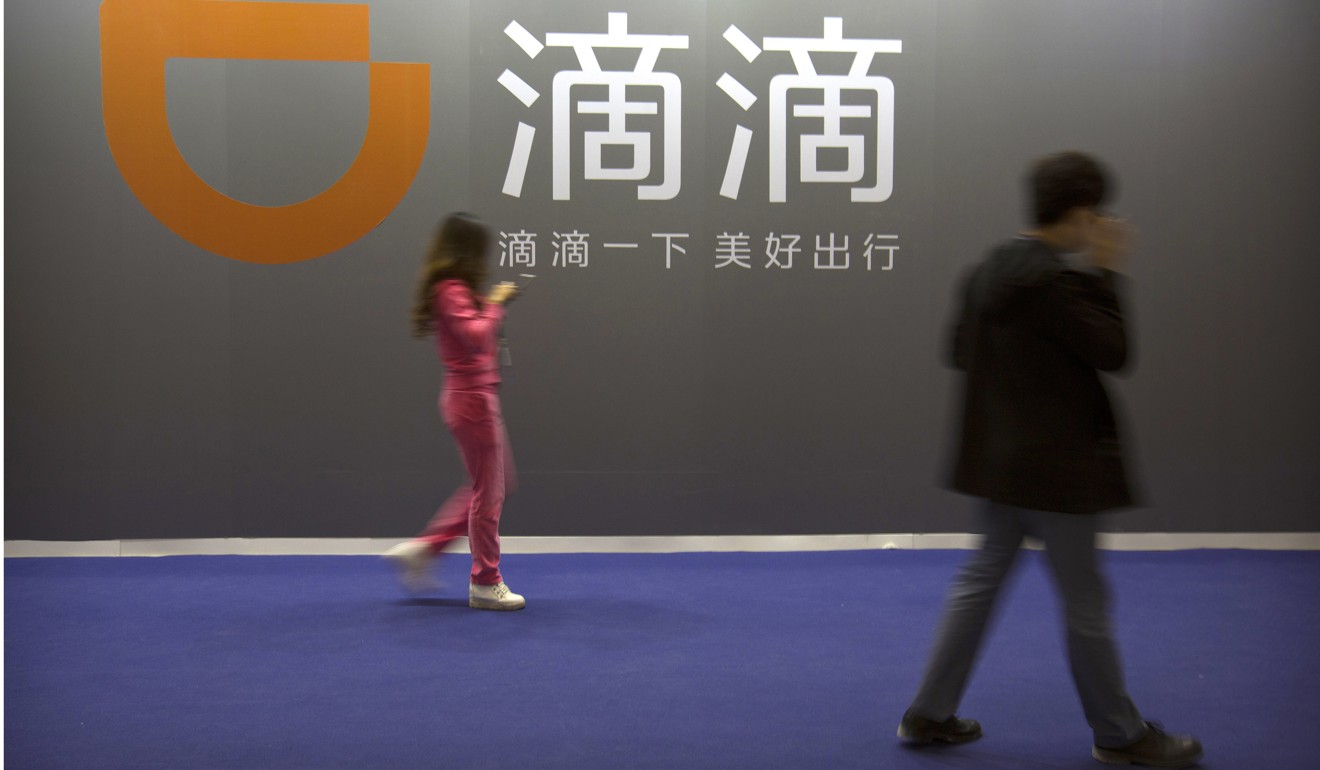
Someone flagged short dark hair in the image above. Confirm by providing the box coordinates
[1028,151,1112,226]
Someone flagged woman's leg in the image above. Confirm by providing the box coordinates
[416,484,474,553]
[414,388,481,554]
[446,389,506,587]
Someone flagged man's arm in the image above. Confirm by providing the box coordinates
[1029,269,1129,372]
[947,266,980,371]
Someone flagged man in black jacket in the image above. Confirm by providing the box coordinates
[896,152,1202,768]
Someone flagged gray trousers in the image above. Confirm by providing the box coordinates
[908,501,1146,747]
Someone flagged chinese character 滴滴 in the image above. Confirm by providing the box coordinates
[552,230,590,267]
[499,13,689,201]
[718,18,900,203]
[499,230,538,268]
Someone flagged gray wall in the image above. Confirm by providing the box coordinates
[6,0,1319,539]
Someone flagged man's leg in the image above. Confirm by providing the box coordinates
[1030,510,1146,748]
[907,500,1027,722]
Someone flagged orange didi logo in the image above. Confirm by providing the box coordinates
[100,0,430,264]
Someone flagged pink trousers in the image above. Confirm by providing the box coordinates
[417,387,514,586]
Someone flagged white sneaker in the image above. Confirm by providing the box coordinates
[469,581,526,611]
[382,540,437,592]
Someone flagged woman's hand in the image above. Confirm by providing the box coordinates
[487,282,519,305]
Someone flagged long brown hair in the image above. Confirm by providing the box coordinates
[410,212,491,337]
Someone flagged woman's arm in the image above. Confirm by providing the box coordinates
[436,281,506,352]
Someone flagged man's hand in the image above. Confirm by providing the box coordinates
[1088,215,1131,273]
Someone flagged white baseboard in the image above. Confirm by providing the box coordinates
[5,532,1320,558]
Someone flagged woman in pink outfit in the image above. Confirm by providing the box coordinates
[384,212,525,611]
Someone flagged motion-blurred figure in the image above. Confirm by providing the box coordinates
[897,152,1201,768]
[384,212,526,611]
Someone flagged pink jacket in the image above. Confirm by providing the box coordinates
[434,279,505,390]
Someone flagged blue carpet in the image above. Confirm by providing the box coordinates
[6,550,1319,769]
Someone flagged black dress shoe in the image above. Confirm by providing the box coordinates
[1092,721,1203,768]
[897,709,983,745]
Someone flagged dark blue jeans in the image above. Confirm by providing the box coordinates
[908,501,1146,747]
